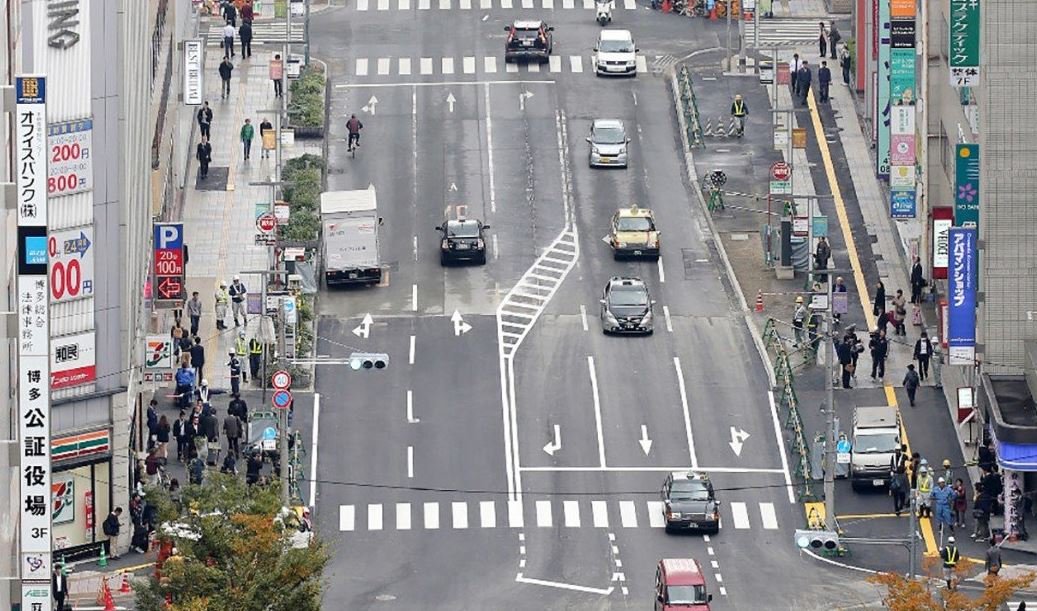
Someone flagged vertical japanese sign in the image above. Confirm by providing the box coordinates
[184,40,203,106]
[16,75,53,606]
[931,206,954,280]
[875,0,892,178]
[947,227,977,365]
[948,0,980,87]
[954,143,980,227]
[153,223,186,308]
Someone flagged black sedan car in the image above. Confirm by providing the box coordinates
[661,471,721,534]
[504,20,553,63]
[599,276,654,334]
[436,219,490,265]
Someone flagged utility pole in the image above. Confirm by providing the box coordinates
[304,0,312,65]
[909,493,918,579]
[818,267,852,533]
[725,0,733,71]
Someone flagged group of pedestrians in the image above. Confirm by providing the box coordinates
[197,102,275,173]
[787,21,847,106]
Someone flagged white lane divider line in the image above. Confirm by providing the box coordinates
[619,501,637,528]
[657,255,666,282]
[563,500,580,527]
[508,500,524,528]
[592,501,609,528]
[587,356,607,468]
[711,560,719,569]
[580,304,588,331]
[407,446,414,478]
[760,502,779,529]
[424,502,440,529]
[673,356,699,469]
[730,502,750,529]
[420,57,433,74]
[769,389,796,504]
[663,305,673,333]
[647,501,666,528]
[607,532,629,597]
[368,504,383,531]
[409,336,416,365]
[309,394,320,509]
[452,501,469,529]
[492,234,500,259]
[340,505,355,531]
[411,283,418,311]
[396,503,412,530]
[535,500,552,527]
[720,586,728,596]
[480,501,497,528]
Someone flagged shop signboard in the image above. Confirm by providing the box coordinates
[947,227,977,365]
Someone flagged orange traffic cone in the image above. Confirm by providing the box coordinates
[755,290,765,313]
[661,0,671,12]
[99,577,116,611]
[119,572,132,594]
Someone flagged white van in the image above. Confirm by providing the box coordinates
[594,29,638,76]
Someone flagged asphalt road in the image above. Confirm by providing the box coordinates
[306,3,865,608]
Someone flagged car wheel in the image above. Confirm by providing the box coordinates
[664,524,673,534]
[477,254,487,265]
[646,329,654,336]
[710,526,720,535]
[612,252,621,261]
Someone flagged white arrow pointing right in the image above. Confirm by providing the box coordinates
[451,310,472,336]
[543,424,562,456]
[638,424,653,455]
[519,90,534,111]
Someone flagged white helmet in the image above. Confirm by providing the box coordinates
[201,379,209,387]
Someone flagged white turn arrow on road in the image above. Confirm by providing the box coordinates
[638,424,653,456]
[451,310,472,336]
[352,313,374,338]
[362,95,379,115]
[519,90,534,111]
[543,424,562,456]
[446,92,456,112]
[728,426,751,456]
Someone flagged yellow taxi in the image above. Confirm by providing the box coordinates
[608,205,660,259]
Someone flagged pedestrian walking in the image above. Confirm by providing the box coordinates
[196,136,212,180]
[229,393,249,423]
[798,60,812,104]
[248,335,263,381]
[240,0,254,23]
[223,409,242,459]
[890,469,909,516]
[146,398,159,449]
[156,414,171,462]
[102,507,123,559]
[832,276,847,322]
[792,296,808,345]
[837,337,854,389]
[270,53,285,98]
[228,352,242,396]
[187,291,202,336]
[973,483,992,541]
[940,536,961,590]
[818,60,832,103]
[870,281,885,318]
[232,331,249,382]
[818,22,828,59]
[730,94,748,137]
[229,276,248,327]
[196,101,213,139]
[239,20,253,58]
[190,336,206,382]
[828,23,841,59]
[259,118,274,159]
[953,478,968,528]
[850,330,863,375]
[916,464,933,517]
[219,55,234,99]
[910,256,926,304]
[791,53,801,96]
[222,0,237,26]
[173,410,188,462]
[215,280,230,330]
[240,118,254,161]
[839,44,851,85]
[914,330,933,380]
[978,439,995,472]
[985,536,1002,578]
[869,329,889,379]
[903,364,920,406]
[52,564,68,611]
[891,289,907,335]
[932,476,957,535]
[814,236,831,275]
[171,319,186,359]
[222,20,236,57]
[174,364,195,409]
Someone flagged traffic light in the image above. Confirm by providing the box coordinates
[794,529,840,552]
[349,352,389,370]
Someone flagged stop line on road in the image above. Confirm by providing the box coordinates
[339,55,651,78]
[337,499,780,532]
[347,0,641,10]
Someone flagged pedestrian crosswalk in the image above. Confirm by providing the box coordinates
[205,21,306,45]
[338,499,781,532]
[345,0,642,10]
[750,18,822,49]
[337,55,650,77]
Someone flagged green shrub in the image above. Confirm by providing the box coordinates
[283,154,325,176]
[288,67,326,129]
[281,208,320,241]
[283,168,321,208]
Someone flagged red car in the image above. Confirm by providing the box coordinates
[655,559,713,610]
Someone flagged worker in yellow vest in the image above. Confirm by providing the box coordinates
[214,281,230,331]
[248,336,263,381]
[234,331,249,382]
[940,536,960,590]
[916,465,933,518]
[730,94,748,137]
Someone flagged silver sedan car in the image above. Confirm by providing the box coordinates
[587,119,629,168]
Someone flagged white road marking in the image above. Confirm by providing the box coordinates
[583,0,594,6]
[536,500,552,527]
[406,390,419,422]
[355,58,369,76]
[647,501,666,528]
[592,501,609,528]
[549,55,562,73]
[719,586,727,596]
[673,357,699,468]
[407,446,414,478]
[424,502,440,529]
[527,62,540,73]
[412,283,418,311]
[309,394,320,508]
[501,0,512,7]
[442,57,455,74]
[338,79,555,89]
[480,501,496,528]
[509,500,524,527]
[463,56,476,74]
[409,335,416,365]
[730,502,750,529]
[663,305,673,332]
[563,500,580,527]
[760,502,779,529]
[399,57,412,75]
[418,0,429,7]
[368,504,383,530]
[357,0,369,8]
[522,0,532,6]
[624,0,635,10]
[377,57,390,75]
[514,576,614,596]
[452,502,468,528]
[420,57,433,74]
[492,234,499,259]
[635,55,648,73]
[399,0,410,8]
[587,356,607,468]
[657,255,665,282]
[702,535,711,542]
[715,574,723,583]
[769,390,796,504]
[484,56,497,73]
[460,0,471,7]
[481,0,491,6]
[711,560,719,569]
[543,0,554,7]
[377,0,389,8]
[396,503,412,530]
[570,55,583,73]
[439,0,450,8]
[707,546,714,555]
[563,0,573,6]
[619,501,637,528]
[506,62,519,73]
[339,505,355,531]
[484,83,497,215]
[519,466,787,473]
[580,304,588,331]
[413,234,418,261]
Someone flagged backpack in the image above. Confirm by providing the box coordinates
[102,514,118,536]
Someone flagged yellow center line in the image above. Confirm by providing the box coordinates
[805,94,938,557]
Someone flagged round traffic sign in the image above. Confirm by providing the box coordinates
[272,389,293,409]
[708,170,727,188]
[271,370,292,389]
[256,213,278,234]
[770,161,791,181]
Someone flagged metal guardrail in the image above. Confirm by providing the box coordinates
[763,318,816,502]
[676,66,704,149]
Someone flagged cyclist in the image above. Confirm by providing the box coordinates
[346,114,363,152]
[730,94,748,137]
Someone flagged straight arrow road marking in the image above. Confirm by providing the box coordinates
[362,95,379,114]
[519,90,534,110]
[452,310,472,335]
[446,92,456,112]
[638,424,653,455]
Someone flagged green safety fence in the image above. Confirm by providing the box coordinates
[676,66,704,149]
[763,319,817,502]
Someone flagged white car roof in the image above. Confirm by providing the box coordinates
[593,119,625,130]
[599,29,633,41]
[513,20,543,28]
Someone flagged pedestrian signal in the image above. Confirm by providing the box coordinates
[794,529,840,551]
[349,352,389,370]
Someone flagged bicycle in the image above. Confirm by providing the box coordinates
[348,132,360,158]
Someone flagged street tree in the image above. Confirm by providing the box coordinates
[134,474,329,611]
[869,555,1036,610]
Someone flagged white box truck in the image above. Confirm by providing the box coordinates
[320,187,383,286]
[849,406,901,491]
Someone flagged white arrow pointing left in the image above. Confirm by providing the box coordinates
[728,426,751,456]
[451,310,472,336]
[543,424,561,456]
[352,313,374,338]
[362,95,379,115]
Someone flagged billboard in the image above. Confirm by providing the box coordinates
[949,0,980,87]
[954,143,980,227]
[48,227,94,303]
[931,207,953,279]
[947,227,977,365]
[184,40,203,106]
[47,119,93,197]
[51,331,96,390]
[154,223,186,307]
[875,0,892,178]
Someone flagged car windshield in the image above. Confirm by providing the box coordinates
[617,217,652,231]
[446,222,480,238]
[593,127,626,144]
[670,480,711,501]
[667,585,709,605]
[609,286,648,306]
[854,432,900,454]
[599,39,634,53]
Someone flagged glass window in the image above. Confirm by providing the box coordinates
[593,127,626,144]
[670,480,710,501]
[599,40,634,53]
[609,286,648,306]
[616,217,652,232]
[667,585,709,605]
[446,222,480,238]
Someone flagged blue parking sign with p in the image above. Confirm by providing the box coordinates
[154,223,184,249]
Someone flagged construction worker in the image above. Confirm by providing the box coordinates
[229,276,248,327]
[214,281,230,331]
[227,352,242,396]
[940,536,960,590]
[730,94,748,137]
[917,464,934,518]
[248,335,264,381]
[792,296,808,346]
[234,331,249,382]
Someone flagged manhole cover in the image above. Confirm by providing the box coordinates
[374,594,397,602]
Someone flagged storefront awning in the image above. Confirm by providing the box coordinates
[995,440,1037,471]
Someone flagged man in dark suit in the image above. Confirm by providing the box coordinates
[53,564,69,610]
[798,61,813,104]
